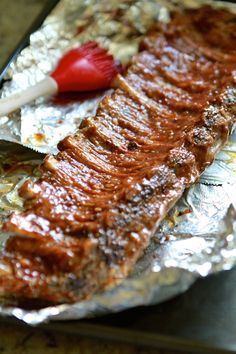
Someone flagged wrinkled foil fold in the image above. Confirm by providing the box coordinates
[0,0,236,324]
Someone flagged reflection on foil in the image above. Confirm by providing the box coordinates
[0,0,236,324]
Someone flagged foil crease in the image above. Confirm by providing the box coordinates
[0,0,236,324]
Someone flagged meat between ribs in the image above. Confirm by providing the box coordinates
[1,6,236,304]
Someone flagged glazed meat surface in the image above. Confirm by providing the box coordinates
[1,6,236,303]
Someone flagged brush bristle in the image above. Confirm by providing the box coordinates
[78,41,122,82]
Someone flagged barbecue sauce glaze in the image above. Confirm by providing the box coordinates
[1,6,236,304]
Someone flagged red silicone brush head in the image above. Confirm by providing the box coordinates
[51,41,122,93]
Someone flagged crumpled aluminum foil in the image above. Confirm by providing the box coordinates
[0,0,169,154]
[0,0,236,325]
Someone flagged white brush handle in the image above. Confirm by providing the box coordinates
[0,77,58,117]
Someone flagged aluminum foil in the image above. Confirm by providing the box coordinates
[0,0,169,154]
[0,0,236,324]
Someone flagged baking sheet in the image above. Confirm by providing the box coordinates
[3,268,236,354]
[47,266,236,354]
[0,0,60,84]
[0,0,236,326]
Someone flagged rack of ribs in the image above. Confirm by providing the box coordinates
[1,6,236,304]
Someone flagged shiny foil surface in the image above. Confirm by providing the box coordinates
[0,0,235,324]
